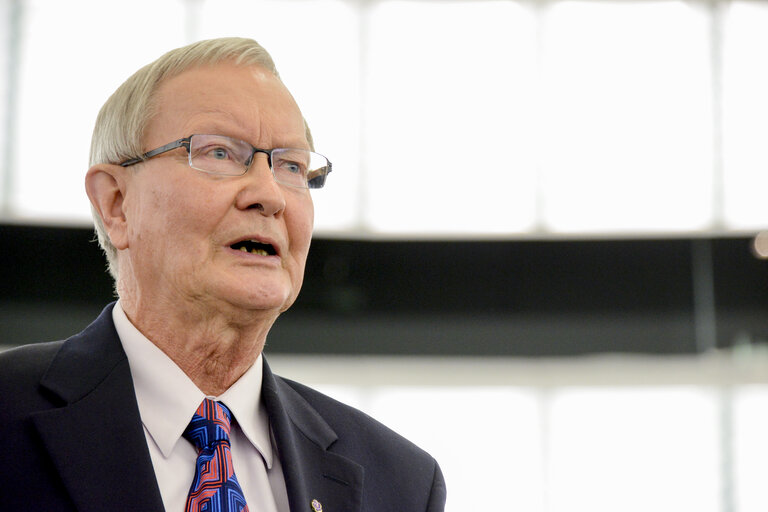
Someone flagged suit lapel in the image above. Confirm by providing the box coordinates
[30,304,363,512]
[32,304,164,512]
[262,360,364,512]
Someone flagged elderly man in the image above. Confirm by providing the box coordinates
[0,38,445,512]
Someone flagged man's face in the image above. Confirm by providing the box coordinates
[119,62,314,318]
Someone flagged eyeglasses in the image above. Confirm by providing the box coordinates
[120,134,332,189]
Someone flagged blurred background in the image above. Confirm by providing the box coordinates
[1,0,767,510]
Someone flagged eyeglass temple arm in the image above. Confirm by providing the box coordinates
[120,138,191,167]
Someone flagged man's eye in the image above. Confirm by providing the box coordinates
[275,158,304,175]
[284,162,302,174]
[209,147,230,160]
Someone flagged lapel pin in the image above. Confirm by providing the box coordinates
[311,499,323,512]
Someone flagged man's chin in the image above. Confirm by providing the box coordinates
[225,287,294,314]
[205,272,297,314]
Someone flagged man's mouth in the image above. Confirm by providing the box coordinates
[230,239,277,256]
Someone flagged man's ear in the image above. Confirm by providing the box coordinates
[85,164,130,250]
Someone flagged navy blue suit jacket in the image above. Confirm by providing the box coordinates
[0,304,446,511]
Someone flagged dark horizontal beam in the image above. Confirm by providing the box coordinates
[1,224,766,355]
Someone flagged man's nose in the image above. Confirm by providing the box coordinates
[234,153,286,216]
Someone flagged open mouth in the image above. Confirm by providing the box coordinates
[230,239,277,257]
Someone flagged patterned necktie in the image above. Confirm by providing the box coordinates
[183,399,250,512]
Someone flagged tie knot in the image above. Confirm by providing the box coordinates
[183,399,234,451]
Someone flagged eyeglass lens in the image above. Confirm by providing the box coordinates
[188,134,329,189]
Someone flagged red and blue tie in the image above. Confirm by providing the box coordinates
[183,399,250,512]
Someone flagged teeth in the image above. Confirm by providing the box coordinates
[234,240,272,256]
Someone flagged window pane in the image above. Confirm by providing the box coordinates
[733,386,768,512]
[270,355,768,512]
[541,1,714,234]
[364,1,539,235]
[8,0,766,237]
[13,0,186,222]
[547,387,720,512]
[722,2,768,230]
[0,0,11,210]
[199,0,361,233]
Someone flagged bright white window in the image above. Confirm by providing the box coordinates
[0,0,10,208]
[722,2,768,230]
[733,386,768,511]
[3,0,768,236]
[540,1,714,234]
[547,387,721,512]
[363,1,539,235]
[271,355,768,512]
[13,0,186,223]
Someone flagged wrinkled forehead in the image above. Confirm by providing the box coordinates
[146,63,309,149]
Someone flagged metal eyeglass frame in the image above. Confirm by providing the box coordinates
[119,135,331,189]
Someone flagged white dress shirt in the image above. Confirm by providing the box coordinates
[113,301,290,512]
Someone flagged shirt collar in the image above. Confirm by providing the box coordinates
[113,301,274,468]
